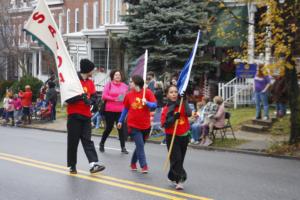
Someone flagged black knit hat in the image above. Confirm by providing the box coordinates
[47,81,56,88]
[80,59,95,73]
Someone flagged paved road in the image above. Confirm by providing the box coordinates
[0,126,299,200]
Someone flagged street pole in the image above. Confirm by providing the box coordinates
[106,31,110,74]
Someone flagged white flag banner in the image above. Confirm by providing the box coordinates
[23,0,83,103]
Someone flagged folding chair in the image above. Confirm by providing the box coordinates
[211,112,236,140]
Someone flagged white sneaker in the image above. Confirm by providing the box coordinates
[175,183,184,190]
[203,139,213,146]
[263,116,269,120]
[168,179,177,187]
[190,138,195,143]
[194,141,200,145]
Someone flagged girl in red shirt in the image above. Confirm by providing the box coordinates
[117,75,157,174]
[161,85,192,190]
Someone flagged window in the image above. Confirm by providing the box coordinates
[23,21,27,43]
[75,8,79,32]
[83,3,88,29]
[18,24,21,45]
[12,25,16,46]
[36,52,39,75]
[104,0,110,24]
[26,53,33,75]
[66,9,70,33]
[115,0,121,24]
[93,1,99,29]
[92,48,117,70]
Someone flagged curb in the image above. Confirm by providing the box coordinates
[19,125,300,161]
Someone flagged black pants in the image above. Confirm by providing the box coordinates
[67,114,98,167]
[100,111,126,148]
[166,134,189,183]
[50,101,56,120]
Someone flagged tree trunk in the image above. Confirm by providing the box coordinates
[288,0,300,144]
[287,67,300,144]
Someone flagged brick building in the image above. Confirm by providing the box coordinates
[7,0,128,82]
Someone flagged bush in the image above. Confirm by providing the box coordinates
[11,75,43,102]
[0,80,16,99]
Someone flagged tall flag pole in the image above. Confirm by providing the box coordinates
[164,30,201,170]
[23,0,83,103]
[142,49,148,101]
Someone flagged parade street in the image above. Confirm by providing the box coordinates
[0,126,299,200]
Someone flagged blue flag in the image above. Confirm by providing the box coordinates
[177,31,201,96]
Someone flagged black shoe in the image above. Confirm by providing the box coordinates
[69,166,77,174]
[90,164,105,173]
[99,144,104,152]
[121,147,129,154]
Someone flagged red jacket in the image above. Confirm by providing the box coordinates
[67,78,96,117]
[19,89,32,107]
[161,104,190,136]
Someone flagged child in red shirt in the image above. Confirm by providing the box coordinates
[161,85,192,190]
[19,85,32,124]
[117,75,157,173]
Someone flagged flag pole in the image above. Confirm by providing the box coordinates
[142,50,148,101]
[163,30,200,171]
[163,97,184,170]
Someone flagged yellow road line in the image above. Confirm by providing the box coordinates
[0,152,213,200]
[0,155,185,200]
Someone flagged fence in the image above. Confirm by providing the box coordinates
[218,77,254,109]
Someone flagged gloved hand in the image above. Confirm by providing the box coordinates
[174,112,180,120]
[82,93,91,105]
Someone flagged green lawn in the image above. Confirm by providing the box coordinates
[227,107,256,130]
[270,115,290,136]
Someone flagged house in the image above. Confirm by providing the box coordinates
[6,0,129,84]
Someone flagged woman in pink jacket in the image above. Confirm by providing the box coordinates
[99,70,129,154]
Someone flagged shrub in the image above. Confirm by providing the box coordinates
[0,80,16,99]
[11,75,43,102]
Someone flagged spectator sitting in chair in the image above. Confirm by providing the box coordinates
[190,97,209,144]
[33,98,44,118]
[199,96,224,146]
[40,102,52,120]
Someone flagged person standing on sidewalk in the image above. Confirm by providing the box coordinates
[161,85,192,190]
[253,64,271,120]
[66,59,105,174]
[19,85,32,124]
[45,81,57,121]
[117,75,157,173]
[13,94,22,125]
[99,69,129,154]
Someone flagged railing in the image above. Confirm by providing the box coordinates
[218,77,254,109]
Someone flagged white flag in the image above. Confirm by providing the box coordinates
[23,0,83,103]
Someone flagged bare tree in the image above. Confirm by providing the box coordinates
[0,0,28,81]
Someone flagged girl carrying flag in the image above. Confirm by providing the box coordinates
[161,85,192,190]
[117,75,157,173]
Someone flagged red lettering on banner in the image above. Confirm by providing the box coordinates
[32,12,45,24]
[57,56,62,68]
[48,25,57,38]
[59,73,65,83]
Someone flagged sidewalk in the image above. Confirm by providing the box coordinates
[20,118,290,154]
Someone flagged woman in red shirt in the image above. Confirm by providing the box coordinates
[117,75,157,174]
[161,85,192,190]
